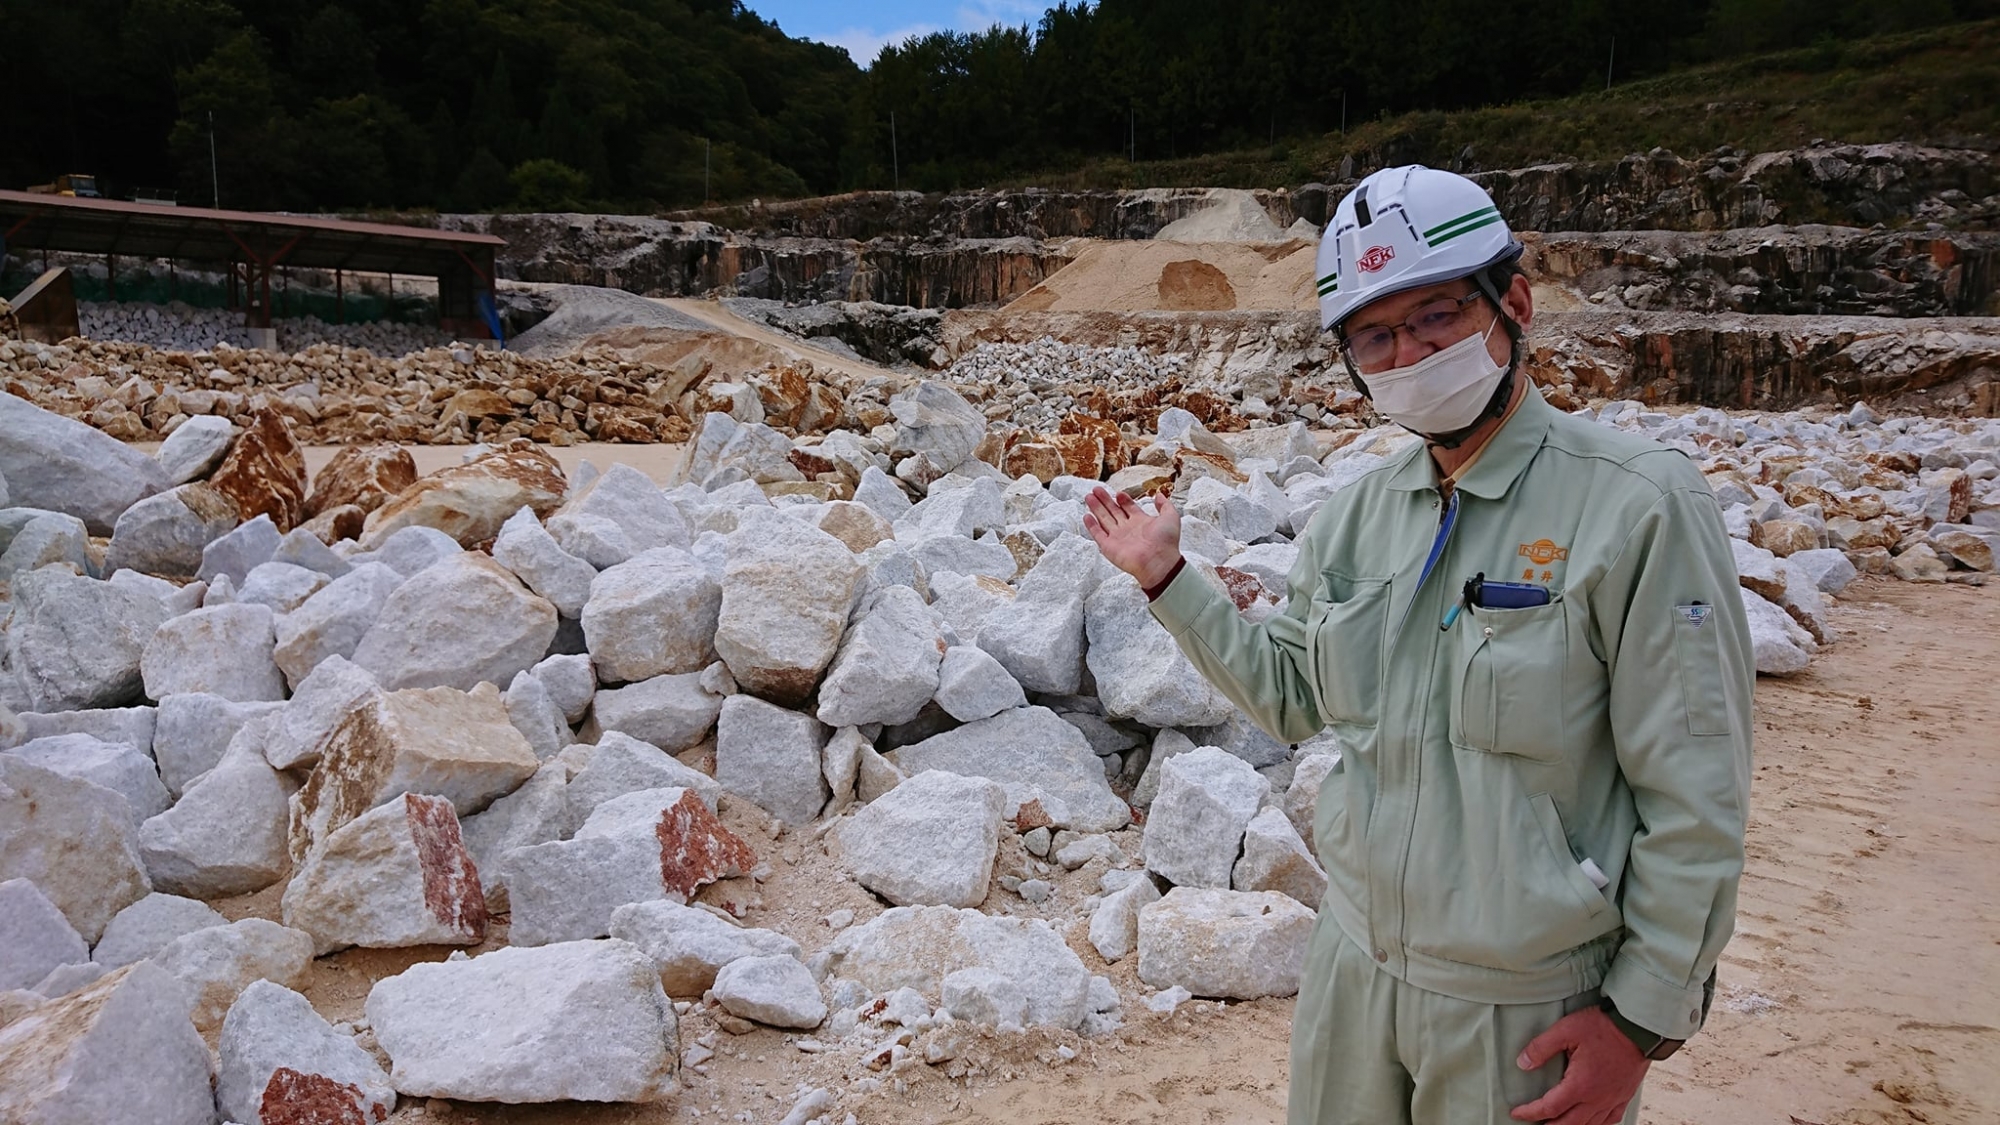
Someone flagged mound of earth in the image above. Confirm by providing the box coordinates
[1004,240,1316,314]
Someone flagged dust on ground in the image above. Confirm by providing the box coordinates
[214,578,2000,1125]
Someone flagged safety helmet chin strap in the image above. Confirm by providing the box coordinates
[1340,265,1523,452]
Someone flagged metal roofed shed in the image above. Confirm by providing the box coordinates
[0,190,505,344]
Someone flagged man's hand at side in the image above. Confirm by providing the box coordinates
[1510,1007,1650,1125]
[1083,486,1183,589]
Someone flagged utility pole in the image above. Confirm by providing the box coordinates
[890,111,899,191]
[208,111,220,209]
[1341,90,1347,134]
[1606,36,1615,91]
[704,138,710,203]
[1128,107,1135,163]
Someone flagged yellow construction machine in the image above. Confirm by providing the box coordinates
[25,174,102,198]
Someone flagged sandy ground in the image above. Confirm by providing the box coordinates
[298,442,689,486]
[208,578,1999,1125]
[1004,239,1318,314]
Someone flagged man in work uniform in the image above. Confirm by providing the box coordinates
[1084,165,1754,1125]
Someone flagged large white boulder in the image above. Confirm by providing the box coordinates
[932,643,1026,723]
[0,391,171,534]
[5,568,170,711]
[459,762,568,913]
[263,655,379,771]
[712,954,826,1029]
[819,905,1091,1031]
[217,979,395,1125]
[0,757,150,944]
[0,961,215,1125]
[152,917,314,1032]
[105,482,242,578]
[715,695,829,826]
[351,554,557,692]
[139,721,294,898]
[1233,805,1328,907]
[1136,887,1313,1000]
[608,899,802,997]
[890,706,1129,832]
[0,878,89,992]
[1085,571,1236,728]
[365,939,679,1103]
[1741,587,1813,676]
[1087,872,1162,963]
[557,463,690,552]
[282,792,488,956]
[713,512,864,706]
[271,561,404,688]
[90,893,228,969]
[141,603,287,702]
[580,548,721,683]
[491,506,598,618]
[836,770,1006,908]
[591,673,723,754]
[816,585,945,728]
[1143,746,1270,889]
[152,415,237,485]
[3,733,170,825]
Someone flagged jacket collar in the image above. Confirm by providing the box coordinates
[1382,381,1555,499]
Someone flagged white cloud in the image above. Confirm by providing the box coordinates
[955,0,1045,27]
[819,22,944,64]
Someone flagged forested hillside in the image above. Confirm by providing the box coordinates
[4,0,1994,213]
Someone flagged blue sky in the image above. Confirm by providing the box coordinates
[745,1,1052,65]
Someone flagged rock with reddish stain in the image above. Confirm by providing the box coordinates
[306,444,418,518]
[217,979,395,1125]
[210,407,310,532]
[501,787,755,947]
[359,444,567,550]
[365,938,678,1103]
[0,961,216,1125]
[1210,565,1275,613]
[287,682,540,863]
[281,793,488,956]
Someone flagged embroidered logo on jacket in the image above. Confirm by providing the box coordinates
[1676,604,1713,629]
[1517,539,1569,566]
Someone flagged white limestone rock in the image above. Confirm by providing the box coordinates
[713,511,864,706]
[505,669,570,760]
[581,548,721,684]
[0,391,172,535]
[152,694,284,798]
[153,415,237,485]
[1084,572,1235,728]
[715,694,829,826]
[5,568,171,711]
[0,878,90,992]
[557,464,689,553]
[1087,872,1161,963]
[0,511,91,581]
[282,792,488,956]
[141,603,287,703]
[365,938,678,1103]
[198,515,284,586]
[1189,709,1293,769]
[712,953,826,1029]
[0,961,216,1125]
[932,643,1026,723]
[565,730,723,832]
[836,770,1006,908]
[0,757,151,944]
[287,683,539,862]
[492,506,597,618]
[216,979,395,1125]
[141,722,294,898]
[90,893,227,969]
[853,464,914,522]
[272,561,405,688]
[1143,746,1270,889]
[1283,747,1341,843]
[819,904,1091,1031]
[608,899,802,997]
[531,653,597,724]
[3,733,170,825]
[816,585,945,728]
[890,706,1129,833]
[1233,806,1328,907]
[942,966,1030,1028]
[1137,887,1313,999]
[1741,587,1813,676]
[459,763,567,913]
[153,917,314,1031]
[104,484,241,579]
[591,673,722,754]
[234,561,329,614]
[263,656,378,772]
[350,554,558,692]
[4,705,156,757]
[888,383,987,484]
[1183,475,1277,543]
[975,589,1085,695]
[856,742,906,803]
[31,961,108,999]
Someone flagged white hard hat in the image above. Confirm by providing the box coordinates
[1316,165,1523,332]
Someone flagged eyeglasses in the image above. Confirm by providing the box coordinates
[1338,292,1487,372]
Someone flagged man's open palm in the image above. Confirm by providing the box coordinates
[1083,486,1183,590]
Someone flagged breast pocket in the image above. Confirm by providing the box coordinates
[1305,574,1393,728]
[1451,597,1570,763]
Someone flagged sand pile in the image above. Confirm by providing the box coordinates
[1151,190,1290,242]
[1004,240,1316,314]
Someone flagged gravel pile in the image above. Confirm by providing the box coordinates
[78,302,454,357]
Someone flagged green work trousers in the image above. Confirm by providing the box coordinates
[1289,913,1645,1125]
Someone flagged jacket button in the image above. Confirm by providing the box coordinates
[1374,948,1388,963]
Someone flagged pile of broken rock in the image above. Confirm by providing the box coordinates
[0,376,1995,1121]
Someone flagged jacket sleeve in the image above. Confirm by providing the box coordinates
[1145,538,1325,744]
[1588,483,1755,1041]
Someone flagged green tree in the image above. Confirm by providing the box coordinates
[508,158,589,211]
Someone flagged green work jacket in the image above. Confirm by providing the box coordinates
[1150,384,1754,1041]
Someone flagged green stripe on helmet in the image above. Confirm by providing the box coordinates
[1425,212,1505,246]
[1315,273,1339,294]
[1421,205,1499,240]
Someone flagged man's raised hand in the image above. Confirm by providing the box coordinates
[1083,486,1184,590]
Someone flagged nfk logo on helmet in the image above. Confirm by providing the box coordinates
[1315,165,1528,447]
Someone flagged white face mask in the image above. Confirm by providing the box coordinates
[1363,319,1508,436]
